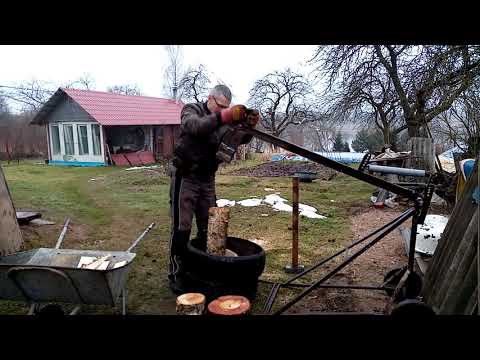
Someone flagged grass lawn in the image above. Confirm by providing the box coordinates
[0,159,374,315]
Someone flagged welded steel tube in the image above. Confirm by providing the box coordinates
[273,208,415,315]
[368,165,426,177]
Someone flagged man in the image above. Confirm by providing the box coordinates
[168,84,260,294]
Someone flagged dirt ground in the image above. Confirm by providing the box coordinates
[283,207,408,314]
[230,161,337,180]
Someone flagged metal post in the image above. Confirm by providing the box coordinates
[408,211,419,272]
[292,177,299,268]
[284,177,304,274]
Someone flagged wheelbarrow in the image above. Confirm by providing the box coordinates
[0,219,155,315]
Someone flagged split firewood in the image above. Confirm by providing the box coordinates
[207,207,230,256]
[176,293,206,315]
[84,255,111,269]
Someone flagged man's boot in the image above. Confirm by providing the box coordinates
[168,256,189,295]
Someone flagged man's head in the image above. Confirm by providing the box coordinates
[207,84,232,113]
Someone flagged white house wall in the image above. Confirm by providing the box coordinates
[49,122,105,166]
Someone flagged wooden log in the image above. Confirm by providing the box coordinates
[0,164,23,256]
[176,293,206,315]
[207,207,230,256]
[207,295,251,316]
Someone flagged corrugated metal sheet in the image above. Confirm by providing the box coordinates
[62,88,183,126]
[31,88,184,126]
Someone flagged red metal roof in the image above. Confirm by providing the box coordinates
[61,88,183,126]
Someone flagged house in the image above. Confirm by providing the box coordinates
[30,88,183,166]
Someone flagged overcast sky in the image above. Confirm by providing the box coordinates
[0,45,318,106]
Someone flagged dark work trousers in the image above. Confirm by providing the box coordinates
[168,166,216,283]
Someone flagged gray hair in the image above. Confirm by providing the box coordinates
[209,84,232,102]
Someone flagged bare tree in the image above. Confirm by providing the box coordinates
[178,64,211,103]
[311,45,480,138]
[163,45,186,100]
[317,48,406,148]
[0,80,55,111]
[304,117,338,152]
[66,73,96,90]
[433,82,480,157]
[248,68,317,138]
[107,84,143,96]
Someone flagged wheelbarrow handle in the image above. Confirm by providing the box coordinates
[127,223,155,253]
[55,218,71,249]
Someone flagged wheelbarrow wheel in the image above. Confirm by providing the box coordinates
[391,299,435,317]
[383,266,407,296]
[399,271,423,300]
[35,303,65,316]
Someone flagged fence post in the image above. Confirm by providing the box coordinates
[284,176,304,274]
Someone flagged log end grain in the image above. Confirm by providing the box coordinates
[207,295,251,316]
[176,293,206,315]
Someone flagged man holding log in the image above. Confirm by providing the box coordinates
[168,84,260,294]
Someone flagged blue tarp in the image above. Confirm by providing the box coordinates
[271,151,365,164]
[439,146,465,159]
[461,159,475,180]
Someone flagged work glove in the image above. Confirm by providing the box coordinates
[246,109,260,128]
[220,104,247,124]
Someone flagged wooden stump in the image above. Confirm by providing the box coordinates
[207,207,230,256]
[207,295,251,316]
[0,164,23,256]
[176,293,206,315]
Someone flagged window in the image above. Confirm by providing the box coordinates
[77,125,89,155]
[63,125,74,155]
[51,125,61,155]
[92,124,101,155]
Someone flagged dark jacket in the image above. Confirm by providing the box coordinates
[172,101,253,178]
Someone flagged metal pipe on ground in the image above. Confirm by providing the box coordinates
[259,280,385,290]
[368,165,426,177]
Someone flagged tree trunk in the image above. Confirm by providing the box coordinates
[406,111,429,138]
[207,207,230,256]
[176,293,206,315]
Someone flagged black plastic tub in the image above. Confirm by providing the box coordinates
[183,237,266,301]
[293,171,317,182]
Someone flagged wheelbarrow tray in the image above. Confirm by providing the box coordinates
[0,248,136,306]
